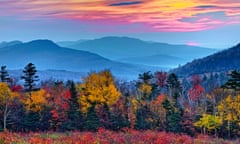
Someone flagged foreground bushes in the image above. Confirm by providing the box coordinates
[0,128,239,144]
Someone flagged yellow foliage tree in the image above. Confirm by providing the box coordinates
[0,82,19,131]
[24,89,49,112]
[217,95,240,136]
[194,114,222,135]
[78,70,121,113]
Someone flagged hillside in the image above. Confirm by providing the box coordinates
[0,40,162,79]
[172,43,240,77]
[59,36,217,68]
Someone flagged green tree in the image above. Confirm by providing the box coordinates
[162,98,182,133]
[84,103,100,131]
[21,63,39,93]
[163,73,183,133]
[65,81,83,130]
[0,66,10,83]
[166,73,182,99]
[222,70,240,91]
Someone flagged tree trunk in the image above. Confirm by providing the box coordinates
[3,103,8,131]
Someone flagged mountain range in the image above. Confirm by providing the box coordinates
[58,36,217,68]
[0,40,162,80]
[1,37,238,81]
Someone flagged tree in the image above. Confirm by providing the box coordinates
[0,66,10,83]
[46,81,71,131]
[0,82,18,131]
[23,89,48,112]
[217,95,240,137]
[65,81,83,130]
[78,70,121,113]
[194,114,222,135]
[222,70,240,91]
[166,73,182,100]
[163,73,183,133]
[162,98,182,133]
[21,63,39,93]
[85,103,100,131]
[154,71,167,93]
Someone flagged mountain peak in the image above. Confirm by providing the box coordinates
[26,39,59,49]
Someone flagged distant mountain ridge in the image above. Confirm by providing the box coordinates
[118,54,186,67]
[58,36,217,68]
[0,41,22,48]
[172,43,240,77]
[0,40,163,79]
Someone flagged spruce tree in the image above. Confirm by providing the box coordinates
[21,63,39,92]
[222,70,240,91]
[163,73,183,133]
[0,66,10,83]
[166,73,182,99]
[66,81,83,130]
[85,104,100,131]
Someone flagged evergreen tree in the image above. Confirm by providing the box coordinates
[162,98,182,133]
[0,66,10,83]
[65,81,83,130]
[222,70,240,91]
[166,73,182,99]
[85,104,100,131]
[21,63,39,92]
[163,73,183,133]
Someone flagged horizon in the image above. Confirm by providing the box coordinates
[0,36,238,50]
[0,0,240,49]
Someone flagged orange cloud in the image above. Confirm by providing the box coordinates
[0,0,239,32]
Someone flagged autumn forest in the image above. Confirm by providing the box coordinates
[0,61,240,143]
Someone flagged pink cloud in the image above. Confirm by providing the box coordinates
[0,0,239,32]
[187,41,200,46]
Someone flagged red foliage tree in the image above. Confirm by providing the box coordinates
[188,75,205,102]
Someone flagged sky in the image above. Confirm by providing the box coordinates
[0,0,240,48]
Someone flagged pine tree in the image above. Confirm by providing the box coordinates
[163,73,183,133]
[162,98,182,133]
[21,63,39,92]
[222,70,240,91]
[0,66,10,83]
[66,81,83,130]
[85,104,100,131]
[166,73,182,99]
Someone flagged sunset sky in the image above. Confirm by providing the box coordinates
[0,0,240,48]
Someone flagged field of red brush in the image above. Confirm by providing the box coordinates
[0,128,239,144]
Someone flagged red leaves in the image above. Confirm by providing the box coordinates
[155,71,167,88]
[188,75,205,101]
[0,130,236,143]
[11,85,23,92]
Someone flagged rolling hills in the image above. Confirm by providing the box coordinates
[58,36,217,68]
[0,40,163,80]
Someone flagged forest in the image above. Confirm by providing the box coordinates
[0,62,240,143]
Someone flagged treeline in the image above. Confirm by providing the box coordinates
[0,63,240,139]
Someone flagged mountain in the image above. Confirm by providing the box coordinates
[0,40,163,80]
[0,41,22,48]
[59,36,217,68]
[57,40,87,47]
[118,54,186,67]
[172,43,240,77]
